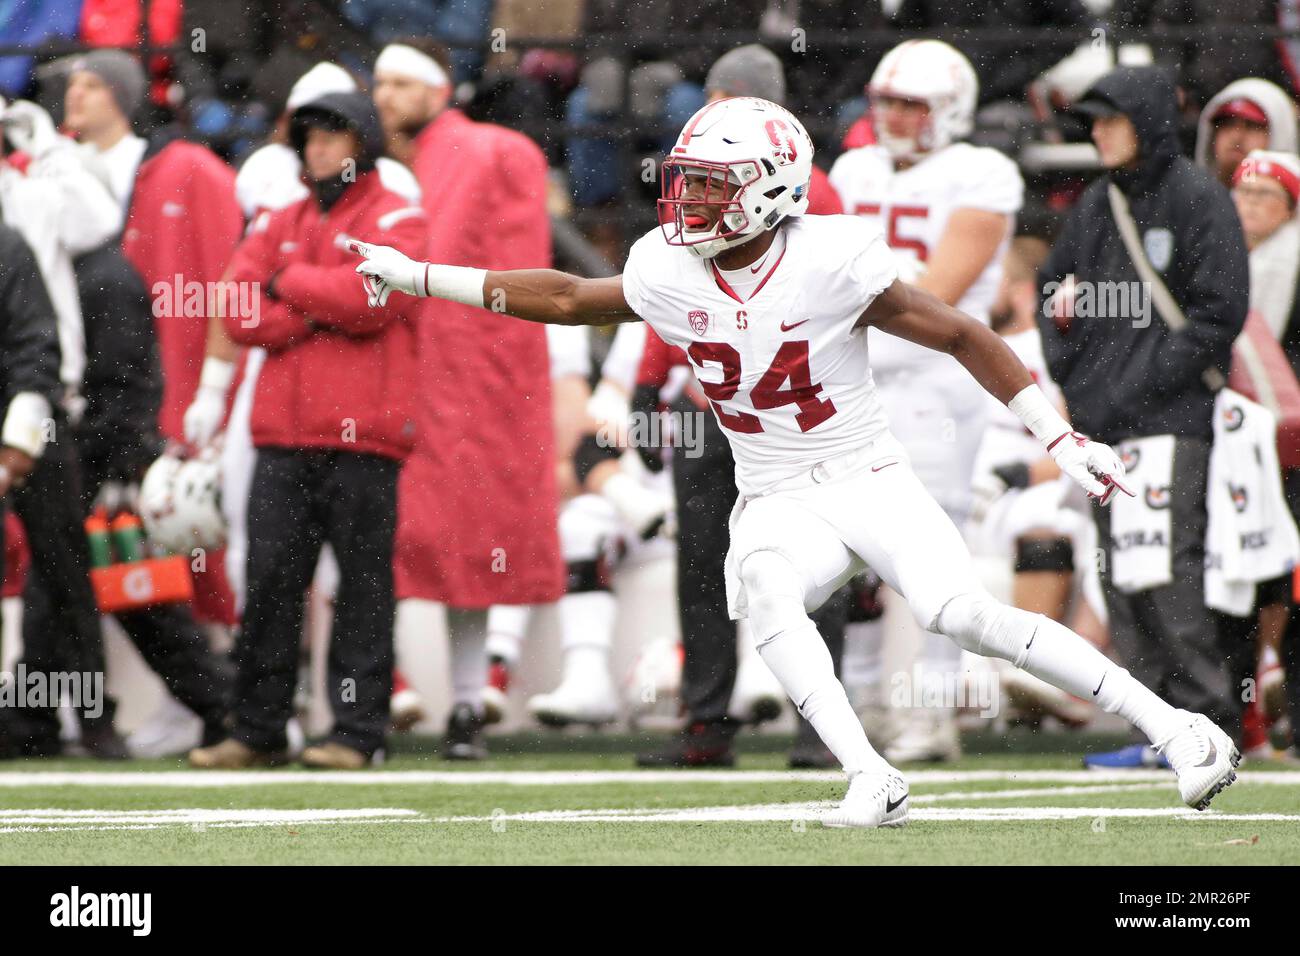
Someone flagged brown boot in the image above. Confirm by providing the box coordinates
[300,741,370,770]
[188,738,288,769]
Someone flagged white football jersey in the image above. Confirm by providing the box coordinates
[829,141,1023,373]
[621,215,898,496]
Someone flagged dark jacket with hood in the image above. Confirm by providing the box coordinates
[0,225,61,413]
[1036,66,1249,444]
[74,241,164,493]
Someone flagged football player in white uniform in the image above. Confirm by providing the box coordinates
[830,40,1025,762]
[482,321,675,729]
[350,96,1239,827]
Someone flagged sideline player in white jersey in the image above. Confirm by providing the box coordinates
[350,96,1238,827]
[830,40,1024,762]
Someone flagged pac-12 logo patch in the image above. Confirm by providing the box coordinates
[1143,228,1173,272]
[688,310,710,335]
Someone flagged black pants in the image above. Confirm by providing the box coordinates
[1093,436,1247,738]
[671,403,846,725]
[6,424,230,752]
[233,447,398,756]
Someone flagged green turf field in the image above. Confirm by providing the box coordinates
[1,732,1297,865]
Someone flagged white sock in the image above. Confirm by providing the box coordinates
[485,604,531,664]
[448,607,489,713]
[742,552,890,776]
[557,590,617,653]
[936,592,1183,746]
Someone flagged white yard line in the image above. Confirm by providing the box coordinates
[911,782,1169,803]
[432,804,1300,824]
[0,768,1295,787]
[0,807,423,834]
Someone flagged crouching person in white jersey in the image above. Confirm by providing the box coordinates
[350,96,1239,827]
[830,40,1024,762]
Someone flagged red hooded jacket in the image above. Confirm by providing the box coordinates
[395,109,564,607]
[122,138,243,440]
[223,170,426,460]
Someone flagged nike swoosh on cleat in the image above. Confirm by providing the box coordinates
[1092,674,1106,697]
[1195,739,1218,768]
[780,318,810,331]
[886,790,908,813]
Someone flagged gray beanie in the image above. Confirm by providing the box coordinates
[705,45,786,105]
[70,49,147,119]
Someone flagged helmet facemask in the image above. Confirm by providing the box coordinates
[658,157,765,259]
[869,92,936,162]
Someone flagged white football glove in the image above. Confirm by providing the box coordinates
[182,357,234,448]
[1048,431,1133,506]
[183,387,226,448]
[349,239,423,307]
[1,99,62,159]
[601,471,675,540]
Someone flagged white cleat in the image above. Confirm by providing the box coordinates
[127,695,202,758]
[1158,712,1241,811]
[390,687,426,734]
[822,770,910,829]
[528,681,619,728]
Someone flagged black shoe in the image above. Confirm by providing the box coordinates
[788,738,838,769]
[789,717,838,769]
[443,703,488,761]
[636,719,737,767]
[80,724,130,760]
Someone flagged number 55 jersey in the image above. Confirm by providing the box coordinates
[621,214,899,497]
[828,141,1022,372]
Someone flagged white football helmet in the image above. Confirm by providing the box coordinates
[868,40,978,161]
[139,451,226,554]
[659,96,813,259]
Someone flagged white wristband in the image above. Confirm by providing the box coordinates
[198,356,237,393]
[2,391,52,459]
[421,264,488,308]
[1008,384,1072,448]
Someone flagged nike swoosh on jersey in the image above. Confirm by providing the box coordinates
[779,318,810,331]
[871,460,900,472]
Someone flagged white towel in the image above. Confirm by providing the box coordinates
[1108,434,1176,593]
[1205,389,1300,616]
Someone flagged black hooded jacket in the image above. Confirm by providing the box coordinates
[1036,67,1249,444]
[0,225,61,412]
[75,242,163,493]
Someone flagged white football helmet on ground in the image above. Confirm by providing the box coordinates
[659,96,813,259]
[868,39,978,161]
[139,450,226,554]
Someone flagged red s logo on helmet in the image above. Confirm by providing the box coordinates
[765,119,798,166]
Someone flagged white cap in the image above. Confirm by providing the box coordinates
[286,63,357,113]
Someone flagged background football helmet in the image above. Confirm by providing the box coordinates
[139,450,226,555]
[868,40,979,162]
